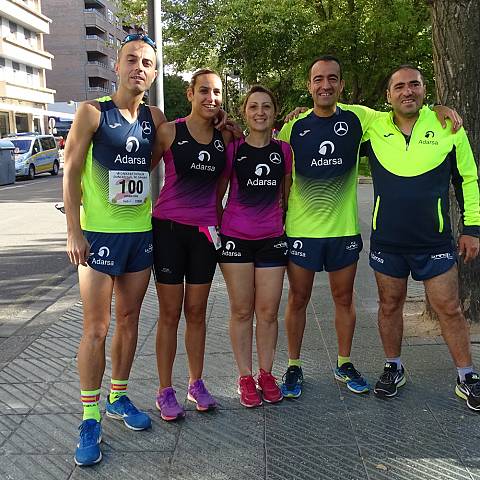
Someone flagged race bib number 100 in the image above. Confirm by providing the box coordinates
[109,170,149,205]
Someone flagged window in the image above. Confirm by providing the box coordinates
[111,81,116,92]
[33,118,41,134]
[0,112,10,138]
[40,137,55,150]
[26,65,33,85]
[109,34,114,45]
[32,139,41,154]
[109,57,115,70]
[0,58,5,68]
[116,38,121,48]
[107,9,114,23]
[9,21,17,34]
[12,62,20,72]
[15,114,29,134]
[24,29,31,40]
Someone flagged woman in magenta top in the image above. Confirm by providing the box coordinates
[152,69,230,420]
[218,86,292,407]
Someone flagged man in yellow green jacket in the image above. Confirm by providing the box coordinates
[361,65,480,410]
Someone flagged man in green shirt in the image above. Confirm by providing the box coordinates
[278,56,462,400]
[64,34,166,466]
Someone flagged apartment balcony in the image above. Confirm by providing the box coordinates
[84,8,109,31]
[0,80,55,104]
[0,36,53,70]
[85,36,112,56]
[86,60,114,79]
[87,86,109,93]
[0,0,51,34]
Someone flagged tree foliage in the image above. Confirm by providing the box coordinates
[121,0,433,115]
[115,0,148,31]
[163,74,191,120]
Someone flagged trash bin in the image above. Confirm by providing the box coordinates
[0,139,15,186]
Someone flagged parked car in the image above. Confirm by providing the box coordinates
[10,133,60,179]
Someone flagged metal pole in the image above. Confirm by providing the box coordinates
[148,0,164,204]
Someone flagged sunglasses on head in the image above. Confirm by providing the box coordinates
[121,33,157,52]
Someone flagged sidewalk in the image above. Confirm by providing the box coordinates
[1,183,480,479]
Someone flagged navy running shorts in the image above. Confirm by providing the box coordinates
[84,230,153,276]
[152,218,217,284]
[369,249,457,281]
[218,234,288,267]
[287,234,363,272]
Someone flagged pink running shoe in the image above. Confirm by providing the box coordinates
[237,375,262,408]
[257,369,283,403]
[187,379,217,411]
[156,387,185,421]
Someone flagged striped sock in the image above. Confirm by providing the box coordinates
[337,355,351,368]
[81,389,101,421]
[109,379,128,403]
[288,358,302,367]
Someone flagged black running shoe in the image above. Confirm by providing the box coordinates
[455,372,480,411]
[374,362,406,398]
[281,365,304,398]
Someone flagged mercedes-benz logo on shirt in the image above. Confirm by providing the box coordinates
[141,121,152,135]
[214,139,224,152]
[126,136,140,153]
[269,152,281,164]
[333,121,348,136]
[198,150,211,162]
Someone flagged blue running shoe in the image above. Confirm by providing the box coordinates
[280,365,303,398]
[74,419,102,466]
[106,395,151,430]
[334,362,369,394]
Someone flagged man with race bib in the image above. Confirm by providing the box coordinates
[63,33,166,466]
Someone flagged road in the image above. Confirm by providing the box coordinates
[0,170,76,335]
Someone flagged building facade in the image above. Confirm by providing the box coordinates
[0,0,56,136]
[43,0,128,103]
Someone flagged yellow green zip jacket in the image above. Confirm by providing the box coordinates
[361,106,480,253]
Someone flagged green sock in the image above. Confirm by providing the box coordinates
[81,389,101,421]
[338,355,351,367]
[288,358,302,367]
[109,379,128,403]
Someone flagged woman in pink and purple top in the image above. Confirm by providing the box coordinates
[218,86,292,407]
[151,69,231,421]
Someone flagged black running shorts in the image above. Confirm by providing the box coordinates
[152,218,218,284]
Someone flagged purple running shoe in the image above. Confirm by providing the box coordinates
[155,387,185,421]
[187,379,217,411]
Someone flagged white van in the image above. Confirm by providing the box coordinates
[11,133,60,180]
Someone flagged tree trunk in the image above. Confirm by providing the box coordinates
[428,0,480,323]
